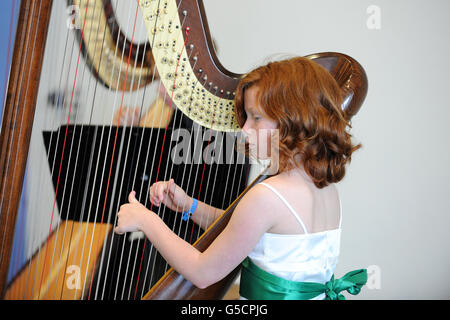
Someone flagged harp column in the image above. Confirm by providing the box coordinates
[0,0,54,297]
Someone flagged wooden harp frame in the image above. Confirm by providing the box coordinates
[0,0,367,299]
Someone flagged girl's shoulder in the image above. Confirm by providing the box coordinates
[244,174,311,218]
[260,173,313,196]
[254,172,340,234]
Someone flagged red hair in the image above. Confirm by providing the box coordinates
[234,56,362,188]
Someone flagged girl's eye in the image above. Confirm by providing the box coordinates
[254,116,261,121]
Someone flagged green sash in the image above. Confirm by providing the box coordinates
[239,257,367,300]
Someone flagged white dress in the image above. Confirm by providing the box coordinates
[240,182,342,300]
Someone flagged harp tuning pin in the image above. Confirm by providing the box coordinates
[203,75,208,81]
[183,10,188,16]
[193,56,198,61]
[189,44,194,50]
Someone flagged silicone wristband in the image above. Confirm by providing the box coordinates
[182,198,198,221]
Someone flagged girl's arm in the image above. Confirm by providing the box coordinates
[149,179,223,231]
[115,185,276,289]
[184,197,224,231]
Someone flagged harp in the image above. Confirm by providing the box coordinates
[0,0,368,300]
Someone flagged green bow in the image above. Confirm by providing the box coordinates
[324,270,367,300]
[239,257,368,300]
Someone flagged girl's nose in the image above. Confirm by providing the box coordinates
[242,125,252,142]
[242,119,252,133]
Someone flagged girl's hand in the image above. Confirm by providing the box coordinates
[149,178,192,213]
[115,191,150,234]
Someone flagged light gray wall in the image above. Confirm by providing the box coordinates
[202,0,450,299]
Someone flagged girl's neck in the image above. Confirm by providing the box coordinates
[278,164,312,183]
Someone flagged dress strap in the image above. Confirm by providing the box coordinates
[258,182,308,234]
[338,196,343,229]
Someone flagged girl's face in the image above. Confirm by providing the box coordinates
[242,86,278,161]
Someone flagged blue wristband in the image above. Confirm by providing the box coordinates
[182,198,198,221]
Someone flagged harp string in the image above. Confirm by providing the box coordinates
[95,7,154,301]
[145,76,208,293]
[135,82,192,297]
[60,0,117,300]
[142,5,227,299]
[100,0,166,300]
[24,8,76,299]
[140,4,200,293]
[42,0,101,300]
[89,0,168,300]
[158,37,201,277]
[96,0,199,298]
[81,0,142,300]
[100,0,193,299]
[187,87,221,245]
[25,0,104,300]
[46,21,75,301]
[61,0,140,300]
[133,0,247,298]
[107,0,196,298]
[191,91,232,246]
[131,2,194,299]
[49,0,110,300]
[96,0,157,300]
[84,0,141,299]
[81,0,134,299]
[8,0,134,298]
[71,0,130,300]
[36,0,92,300]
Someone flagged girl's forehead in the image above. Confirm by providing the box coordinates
[244,87,261,112]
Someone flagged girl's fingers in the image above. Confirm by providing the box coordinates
[150,180,177,204]
[150,184,156,197]
[168,180,174,197]
[159,184,165,201]
[152,183,161,201]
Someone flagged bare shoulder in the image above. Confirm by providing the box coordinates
[256,172,341,233]
[263,174,313,197]
[231,180,282,228]
[238,180,281,212]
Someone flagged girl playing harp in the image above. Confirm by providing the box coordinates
[114,56,367,300]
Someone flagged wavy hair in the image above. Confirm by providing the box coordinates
[234,56,362,188]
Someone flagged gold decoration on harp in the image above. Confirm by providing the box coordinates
[74,0,154,91]
[139,0,241,132]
